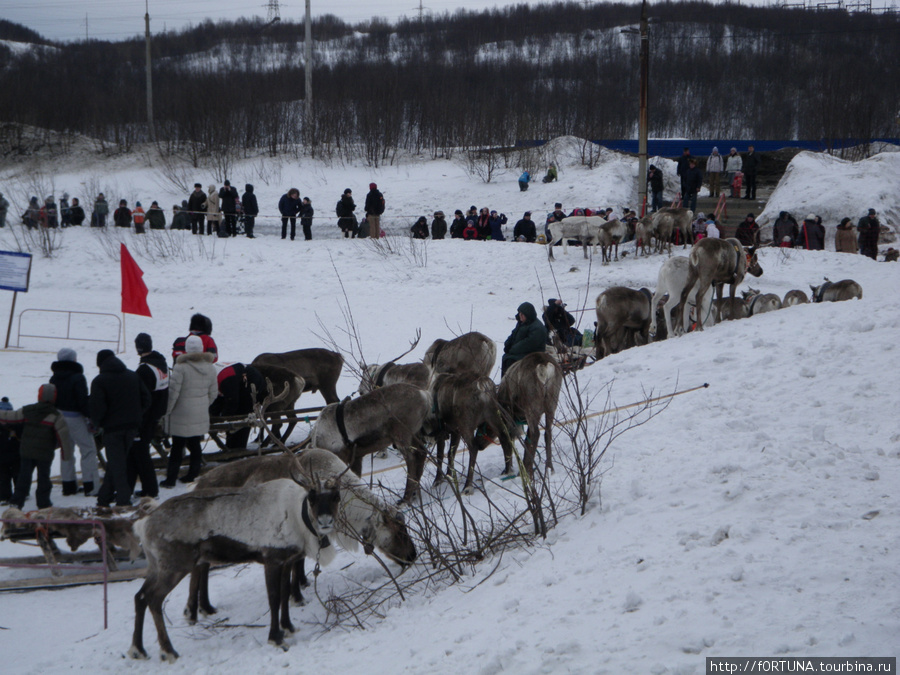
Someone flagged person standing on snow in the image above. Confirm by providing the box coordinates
[299,196,314,241]
[113,199,132,229]
[219,180,239,237]
[706,147,724,198]
[518,170,531,191]
[129,333,168,499]
[743,146,760,200]
[279,188,302,241]
[241,184,258,239]
[364,183,385,239]
[725,148,742,195]
[857,208,880,260]
[336,188,357,238]
[187,183,207,235]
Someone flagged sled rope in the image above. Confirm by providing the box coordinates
[554,382,709,427]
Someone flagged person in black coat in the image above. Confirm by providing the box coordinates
[129,333,168,498]
[431,211,447,239]
[648,165,664,212]
[735,213,760,247]
[218,180,239,237]
[187,183,206,235]
[513,212,537,242]
[241,184,259,239]
[682,159,703,213]
[0,396,20,504]
[336,188,357,238]
[743,146,760,200]
[544,298,582,347]
[208,363,265,449]
[411,216,429,239]
[857,209,880,260]
[299,197,314,241]
[363,183,385,239]
[502,302,548,376]
[799,214,825,250]
[69,198,86,226]
[675,147,692,198]
[50,348,100,496]
[90,350,150,507]
[449,210,466,239]
[279,188,302,240]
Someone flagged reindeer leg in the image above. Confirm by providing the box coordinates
[543,412,554,472]
[146,569,187,662]
[184,566,201,624]
[279,561,295,634]
[461,437,478,495]
[264,562,287,649]
[401,441,426,503]
[129,579,152,660]
[446,432,462,484]
[432,435,446,486]
[197,563,216,616]
[290,558,307,605]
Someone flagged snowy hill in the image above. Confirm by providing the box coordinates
[0,147,897,673]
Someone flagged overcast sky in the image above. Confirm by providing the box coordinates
[3,0,772,43]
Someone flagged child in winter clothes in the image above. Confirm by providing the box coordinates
[730,172,743,200]
[0,384,74,510]
[462,217,478,240]
[0,397,20,504]
[132,202,146,233]
[113,200,132,228]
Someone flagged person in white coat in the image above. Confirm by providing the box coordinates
[706,147,724,198]
[160,335,218,486]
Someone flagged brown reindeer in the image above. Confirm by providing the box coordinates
[810,279,863,303]
[251,348,343,404]
[677,238,763,331]
[188,450,415,619]
[598,218,629,262]
[249,363,306,445]
[423,331,496,379]
[713,297,749,321]
[634,215,657,257]
[653,207,694,252]
[782,289,809,307]
[310,383,431,503]
[497,352,563,475]
[742,288,783,315]
[594,287,653,358]
[426,372,516,495]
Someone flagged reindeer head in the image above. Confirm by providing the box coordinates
[745,247,763,277]
[358,499,417,567]
[288,455,345,536]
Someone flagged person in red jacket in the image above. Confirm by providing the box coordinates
[171,313,218,365]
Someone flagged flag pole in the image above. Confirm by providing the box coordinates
[121,311,126,354]
[4,291,17,349]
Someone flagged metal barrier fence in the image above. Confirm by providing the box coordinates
[15,309,122,352]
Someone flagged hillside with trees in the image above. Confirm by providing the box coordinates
[0,1,897,164]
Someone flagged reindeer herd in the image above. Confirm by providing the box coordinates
[118,330,565,661]
[561,209,865,359]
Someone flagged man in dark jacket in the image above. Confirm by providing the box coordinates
[299,197,314,241]
[50,348,100,496]
[0,384,74,510]
[219,180,240,237]
[364,183,385,239]
[209,363,266,449]
[241,184,259,239]
[648,165,664,212]
[772,211,799,247]
[676,147,692,199]
[735,213,760,247]
[857,208,880,260]
[279,188,302,240]
[682,159,703,214]
[544,298,582,347]
[146,201,166,230]
[90,350,150,507]
[0,397,20,503]
[502,302,548,376]
[187,183,206,235]
[743,146,760,200]
[431,211,447,239]
[129,333,168,498]
[69,198,86,226]
[800,214,825,250]
[513,212,537,242]
[336,188,357,238]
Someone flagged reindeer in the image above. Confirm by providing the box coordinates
[251,348,343,404]
[594,287,653,358]
[713,297,749,321]
[676,238,763,331]
[653,207,694,250]
[129,465,343,661]
[359,329,429,394]
[248,363,305,445]
[598,218,629,262]
[311,383,431,503]
[810,279,863,303]
[546,215,604,260]
[635,215,657,257]
[742,288,783,315]
[423,331,496,379]
[782,289,810,307]
[188,450,416,619]
[425,372,516,495]
[497,352,562,475]
[649,256,714,339]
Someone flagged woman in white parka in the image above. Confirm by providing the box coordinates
[161,335,218,486]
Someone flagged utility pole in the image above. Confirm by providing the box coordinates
[637,0,649,211]
[84,13,89,41]
[145,0,154,140]
[305,0,312,119]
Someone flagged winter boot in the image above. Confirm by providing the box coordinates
[81,481,95,496]
[62,481,79,496]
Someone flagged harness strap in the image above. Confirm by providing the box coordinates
[429,341,446,368]
[748,292,761,315]
[374,362,395,388]
[814,281,831,303]
[731,243,742,282]
[334,398,353,448]
[301,496,331,550]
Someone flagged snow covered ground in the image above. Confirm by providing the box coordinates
[0,143,897,674]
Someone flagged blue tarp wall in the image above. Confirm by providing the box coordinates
[516,139,899,157]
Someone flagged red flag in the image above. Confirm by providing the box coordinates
[120,243,151,317]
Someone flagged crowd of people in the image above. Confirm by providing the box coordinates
[0,314,227,510]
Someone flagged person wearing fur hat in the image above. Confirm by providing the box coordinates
[90,350,150,507]
[364,182,385,239]
[834,217,858,254]
[0,384,75,510]
[129,333,168,498]
[161,335,218,486]
[171,313,218,364]
[431,211,447,239]
[50,348,101,496]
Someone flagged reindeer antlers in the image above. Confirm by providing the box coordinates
[250,378,294,457]
[385,328,422,365]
